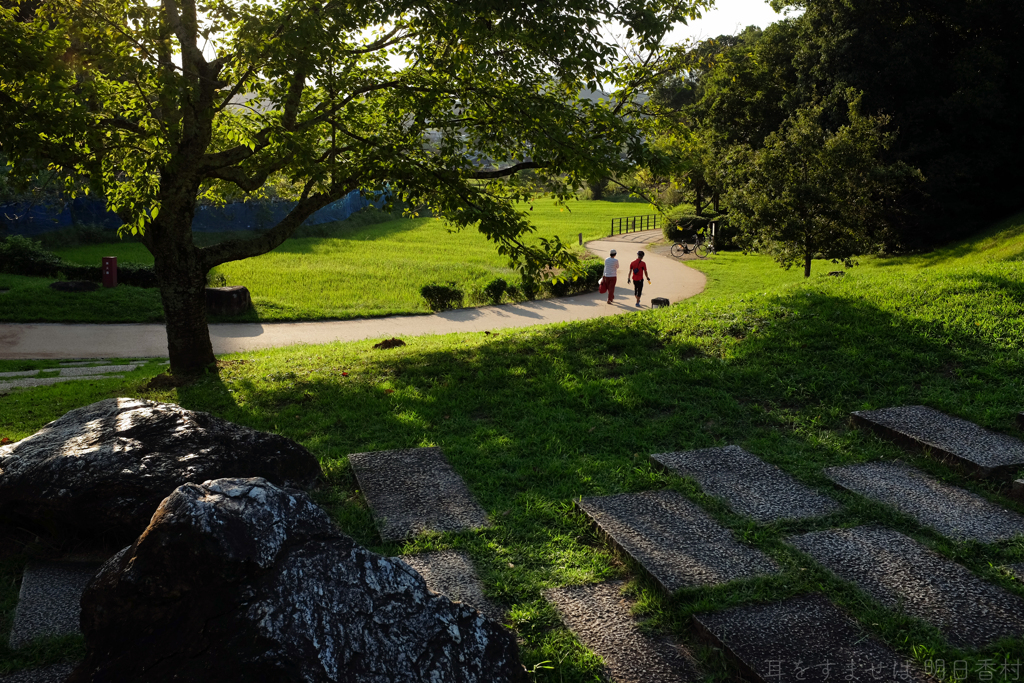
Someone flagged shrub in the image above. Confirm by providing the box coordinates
[0,235,63,276]
[663,213,732,247]
[0,234,159,287]
[207,271,228,287]
[482,278,509,304]
[519,274,540,301]
[544,258,604,297]
[420,282,464,311]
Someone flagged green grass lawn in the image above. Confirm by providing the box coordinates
[10,199,650,323]
[2,210,1024,680]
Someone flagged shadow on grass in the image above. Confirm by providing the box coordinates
[168,281,1024,679]
[5,274,1023,681]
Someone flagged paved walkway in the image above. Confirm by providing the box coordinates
[0,231,705,360]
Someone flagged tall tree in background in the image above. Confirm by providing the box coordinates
[648,0,1024,251]
[0,0,709,374]
[726,92,921,277]
[783,0,1024,247]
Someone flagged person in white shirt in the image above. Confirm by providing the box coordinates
[602,249,619,304]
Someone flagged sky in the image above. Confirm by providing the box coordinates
[665,0,795,44]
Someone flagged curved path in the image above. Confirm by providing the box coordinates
[0,230,705,360]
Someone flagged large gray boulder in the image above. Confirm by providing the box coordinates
[69,478,525,683]
[0,398,321,543]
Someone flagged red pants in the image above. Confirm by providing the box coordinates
[604,276,616,301]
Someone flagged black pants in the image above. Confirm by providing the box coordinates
[633,279,644,297]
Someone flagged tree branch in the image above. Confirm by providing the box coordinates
[470,161,544,179]
[199,180,356,269]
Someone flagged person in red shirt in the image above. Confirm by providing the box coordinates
[628,251,651,307]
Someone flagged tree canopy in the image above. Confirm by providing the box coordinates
[642,0,1024,261]
[0,0,710,373]
[726,92,922,277]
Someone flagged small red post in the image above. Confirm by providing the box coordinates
[102,256,117,288]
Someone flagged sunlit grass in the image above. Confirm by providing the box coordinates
[43,199,655,322]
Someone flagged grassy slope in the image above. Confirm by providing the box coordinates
[2,210,1024,680]
[20,200,647,323]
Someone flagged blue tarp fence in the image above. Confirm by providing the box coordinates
[0,190,385,236]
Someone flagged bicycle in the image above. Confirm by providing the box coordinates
[670,231,712,259]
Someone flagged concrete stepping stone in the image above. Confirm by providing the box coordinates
[788,526,1024,649]
[694,593,929,683]
[545,580,700,683]
[0,369,41,379]
[851,405,1024,479]
[9,561,101,649]
[348,447,489,542]
[0,370,137,395]
[0,377,82,394]
[825,461,1024,543]
[402,550,503,622]
[576,490,779,594]
[57,364,137,377]
[650,446,839,523]
[0,662,77,683]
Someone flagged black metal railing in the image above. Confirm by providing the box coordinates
[610,214,658,236]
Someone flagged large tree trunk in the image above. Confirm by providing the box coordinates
[148,197,216,375]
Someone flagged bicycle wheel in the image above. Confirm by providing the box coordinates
[670,242,686,258]
[693,242,709,258]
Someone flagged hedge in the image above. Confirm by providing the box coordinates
[0,235,158,287]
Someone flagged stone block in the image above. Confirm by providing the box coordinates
[693,593,929,683]
[348,447,490,542]
[205,285,251,316]
[71,478,525,683]
[0,398,322,543]
[788,526,1024,649]
[576,490,779,594]
[850,405,1024,480]
[824,461,1024,543]
[651,297,670,309]
[9,562,101,648]
[651,446,839,523]
[545,581,700,683]
[0,662,77,683]
[402,551,502,622]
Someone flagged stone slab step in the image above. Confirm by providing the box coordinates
[576,490,779,594]
[851,405,1024,479]
[693,593,929,683]
[57,364,138,377]
[348,447,489,543]
[402,550,503,622]
[788,525,1024,649]
[0,370,40,379]
[650,446,839,523]
[825,461,1024,543]
[9,561,101,649]
[545,580,700,683]
[0,663,77,683]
